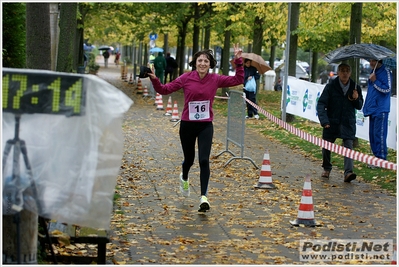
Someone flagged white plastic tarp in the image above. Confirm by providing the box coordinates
[2,68,133,229]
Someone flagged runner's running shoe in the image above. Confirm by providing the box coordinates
[198,195,210,212]
[179,173,190,197]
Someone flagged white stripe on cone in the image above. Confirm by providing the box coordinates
[156,94,164,110]
[255,149,276,189]
[164,96,172,115]
[143,86,149,97]
[170,101,179,121]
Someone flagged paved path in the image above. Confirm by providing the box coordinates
[96,64,396,265]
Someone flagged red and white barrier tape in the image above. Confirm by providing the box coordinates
[243,97,397,171]
[214,96,230,100]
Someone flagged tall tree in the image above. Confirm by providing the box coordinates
[192,3,200,54]
[288,3,300,77]
[26,3,51,69]
[252,16,264,56]
[284,3,300,122]
[3,3,51,264]
[56,3,78,72]
[203,3,212,49]
[349,3,362,83]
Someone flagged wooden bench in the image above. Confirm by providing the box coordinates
[39,220,110,264]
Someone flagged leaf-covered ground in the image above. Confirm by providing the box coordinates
[89,64,396,265]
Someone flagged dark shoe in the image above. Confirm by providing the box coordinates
[321,170,330,178]
[367,164,379,169]
[344,172,357,183]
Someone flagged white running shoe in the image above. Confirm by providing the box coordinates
[254,114,259,120]
[179,173,190,197]
[198,195,210,212]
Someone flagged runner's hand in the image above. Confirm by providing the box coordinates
[233,43,242,59]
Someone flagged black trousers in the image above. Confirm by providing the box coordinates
[244,90,258,117]
[179,121,213,196]
[164,71,173,84]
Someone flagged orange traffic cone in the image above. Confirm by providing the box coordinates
[170,101,180,122]
[156,94,164,110]
[254,149,276,189]
[164,96,173,116]
[143,86,149,97]
[154,93,160,106]
[392,245,397,265]
[290,175,320,227]
[123,68,127,81]
[128,73,133,84]
[136,79,143,94]
[120,65,125,80]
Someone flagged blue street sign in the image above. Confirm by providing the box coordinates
[149,33,158,40]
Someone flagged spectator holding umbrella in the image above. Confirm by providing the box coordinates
[317,63,364,182]
[243,58,260,119]
[103,50,110,68]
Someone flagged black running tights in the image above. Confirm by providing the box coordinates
[179,121,213,196]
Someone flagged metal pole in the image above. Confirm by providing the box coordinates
[281,3,291,122]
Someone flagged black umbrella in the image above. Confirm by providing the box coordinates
[325,43,395,64]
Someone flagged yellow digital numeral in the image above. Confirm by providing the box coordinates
[65,78,83,114]
[48,77,61,112]
[12,74,28,109]
[2,74,9,109]
[31,84,39,104]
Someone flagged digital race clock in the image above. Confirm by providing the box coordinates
[2,69,86,116]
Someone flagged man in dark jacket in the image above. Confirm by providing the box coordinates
[316,63,364,182]
[164,52,177,83]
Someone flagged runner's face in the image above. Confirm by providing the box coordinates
[196,54,210,75]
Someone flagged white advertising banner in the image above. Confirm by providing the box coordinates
[283,76,397,150]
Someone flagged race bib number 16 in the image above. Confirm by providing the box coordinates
[189,100,210,120]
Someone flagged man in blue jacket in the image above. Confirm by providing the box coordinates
[317,63,364,182]
[363,59,392,165]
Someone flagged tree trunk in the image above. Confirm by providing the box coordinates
[192,3,200,54]
[288,3,300,77]
[349,3,362,149]
[221,18,231,96]
[252,16,264,89]
[164,33,169,55]
[311,51,319,83]
[3,3,51,264]
[203,4,212,50]
[286,2,300,123]
[349,3,362,83]
[252,16,263,56]
[25,3,51,70]
[49,3,59,71]
[77,4,85,70]
[56,3,78,73]
[177,21,188,76]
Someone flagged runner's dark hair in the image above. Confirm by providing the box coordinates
[189,49,217,70]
